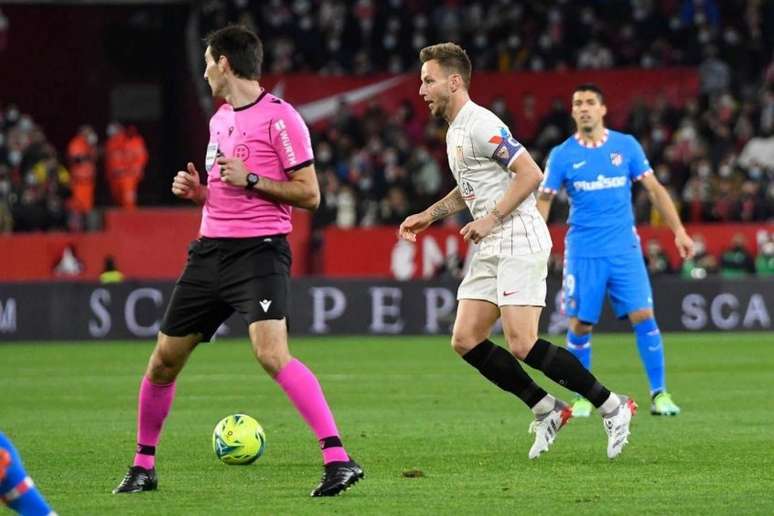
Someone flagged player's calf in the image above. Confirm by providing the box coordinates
[524,338,613,408]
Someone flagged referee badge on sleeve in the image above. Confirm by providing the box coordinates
[205,141,219,172]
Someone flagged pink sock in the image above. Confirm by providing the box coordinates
[133,376,176,469]
[275,359,349,464]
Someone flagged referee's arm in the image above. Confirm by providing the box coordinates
[252,164,321,211]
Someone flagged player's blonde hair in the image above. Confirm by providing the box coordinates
[419,43,472,89]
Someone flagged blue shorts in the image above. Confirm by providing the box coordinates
[562,251,653,324]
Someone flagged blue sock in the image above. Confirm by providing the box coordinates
[0,432,54,516]
[566,330,591,370]
[633,318,665,395]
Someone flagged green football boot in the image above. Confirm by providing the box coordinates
[651,391,681,416]
[570,396,593,418]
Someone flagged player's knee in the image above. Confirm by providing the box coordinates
[145,335,188,382]
[450,331,485,356]
[506,340,533,360]
[253,345,290,376]
[146,354,179,383]
[505,331,538,360]
[569,318,593,335]
[248,320,291,375]
[629,309,654,325]
[252,345,275,370]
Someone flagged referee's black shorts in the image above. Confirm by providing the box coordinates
[160,235,291,342]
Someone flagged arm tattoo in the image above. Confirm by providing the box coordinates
[429,203,451,221]
[490,206,506,225]
[429,189,465,222]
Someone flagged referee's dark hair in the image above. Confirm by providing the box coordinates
[205,25,263,80]
[573,83,605,104]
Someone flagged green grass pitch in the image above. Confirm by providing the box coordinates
[1,333,773,515]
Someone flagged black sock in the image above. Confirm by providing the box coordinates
[524,338,611,408]
[462,339,547,408]
[136,444,156,456]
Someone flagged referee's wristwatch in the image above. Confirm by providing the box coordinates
[245,172,260,190]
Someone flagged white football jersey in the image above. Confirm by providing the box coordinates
[446,100,551,256]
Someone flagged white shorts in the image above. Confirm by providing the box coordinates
[457,250,550,307]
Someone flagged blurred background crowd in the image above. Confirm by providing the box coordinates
[1,0,772,276]
[201,0,772,77]
[0,109,147,233]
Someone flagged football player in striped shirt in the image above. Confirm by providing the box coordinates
[400,43,636,460]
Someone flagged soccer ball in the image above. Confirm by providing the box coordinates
[212,414,266,465]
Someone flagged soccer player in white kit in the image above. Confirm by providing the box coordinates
[399,43,636,460]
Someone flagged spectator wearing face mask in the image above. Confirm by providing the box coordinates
[738,124,774,179]
[755,238,774,277]
[738,180,768,221]
[719,233,756,278]
[681,159,713,222]
[378,185,411,226]
[681,234,718,279]
[644,239,674,275]
[2,106,25,171]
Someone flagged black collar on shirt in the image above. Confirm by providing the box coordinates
[233,89,268,112]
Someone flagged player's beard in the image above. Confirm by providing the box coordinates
[578,118,596,134]
[577,113,602,134]
[430,96,448,119]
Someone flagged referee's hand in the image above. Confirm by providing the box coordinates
[172,162,203,203]
[217,157,248,187]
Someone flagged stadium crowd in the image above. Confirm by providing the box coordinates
[193,0,774,231]
[1,1,772,274]
[307,81,774,230]
[201,0,773,77]
[304,70,774,274]
[0,105,71,233]
[0,106,147,233]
